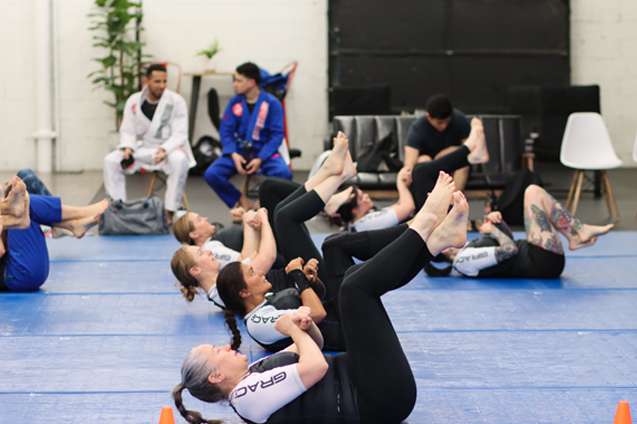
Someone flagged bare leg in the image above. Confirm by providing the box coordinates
[59,199,109,222]
[464,117,489,165]
[524,186,564,255]
[409,171,455,242]
[314,152,357,203]
[306,131,350,192]
[52,199,109,238]
[524,185,613,251]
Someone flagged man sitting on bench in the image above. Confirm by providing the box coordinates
[402,94,471,190]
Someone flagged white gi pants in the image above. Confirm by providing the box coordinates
[103,147,190,211]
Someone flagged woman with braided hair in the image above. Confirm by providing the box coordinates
[172,172,469,424]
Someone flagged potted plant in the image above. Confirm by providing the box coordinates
[88,0,146,130]
[196,39,222,73]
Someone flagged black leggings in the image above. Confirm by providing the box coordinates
[410,145,470,210]
[258,177,301,225]
[340,229,432,423]
[271,179,409,351]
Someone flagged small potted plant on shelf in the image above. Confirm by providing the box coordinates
[196,39,221,74]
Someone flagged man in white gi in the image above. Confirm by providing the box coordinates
[103,63,194,223]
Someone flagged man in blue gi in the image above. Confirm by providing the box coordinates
[204,62,292,208]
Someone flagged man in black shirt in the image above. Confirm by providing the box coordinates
[403,94,471,189]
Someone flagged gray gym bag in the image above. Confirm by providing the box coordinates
[98,197,169,235]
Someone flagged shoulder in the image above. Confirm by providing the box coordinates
[262,91,282,105]
[229,94,244,104]
[124,92,142,109]
[452,110,471,130]
[166,89,187,105]
[410,117,428,132]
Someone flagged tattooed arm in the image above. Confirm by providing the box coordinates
[482,221,519,262]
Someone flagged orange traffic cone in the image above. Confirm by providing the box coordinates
[614,400,633,424]
[158,406,175,424]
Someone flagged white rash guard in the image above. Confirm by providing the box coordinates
[452,246,498,277]
[350,207,399,232]
[202,239,241,269]
[244,301,296,345]
[230,362,307,423]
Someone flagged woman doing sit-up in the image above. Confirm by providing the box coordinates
[0,176,108,292]
[170,208,277,308]
[173,174,470,424]
[445,184,613,278]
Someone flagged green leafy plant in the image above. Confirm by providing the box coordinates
[88,0,146,129]
[196,39,222,60]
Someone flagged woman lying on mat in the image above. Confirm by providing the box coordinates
[323,117,489,232]
[172,172,469,424]
[171,207,277,308]
[214,141,458,353]
[436,184,613,279]
[0,176,108,292]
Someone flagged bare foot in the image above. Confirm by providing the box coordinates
[421,171,455,225]
[87,199,109,217]
[63,214,101,238]
[427,191,469,255]
[0,179,30,229]
[1,177,28,217]
[323,131,349,176]
[238,195,255,211]
[466,118,489,165]
[568,223,613,250]
[340,151,357,182]
[408,210,438,242]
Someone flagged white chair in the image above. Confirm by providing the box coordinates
[560,112,622,221]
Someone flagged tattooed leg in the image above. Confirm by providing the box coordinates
[525,184,614,251]
[524,192,564,255]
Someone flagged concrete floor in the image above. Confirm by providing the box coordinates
[1,162,636,230]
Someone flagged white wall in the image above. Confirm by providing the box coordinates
[571,0,637,165]
[0,0,36,170]
[51,0,328,171]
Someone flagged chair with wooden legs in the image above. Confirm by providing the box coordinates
[560,112,622,222]
[145,171,190,211]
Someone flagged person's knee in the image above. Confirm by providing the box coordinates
[268,163,292,179]
[168,151,190,172]
[203,164,225,185]
[104,150,122,168]
[525,184,543,199]
[321,233,346,256]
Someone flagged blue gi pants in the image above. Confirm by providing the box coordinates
[2,195,62,291]
[204,154,292,207]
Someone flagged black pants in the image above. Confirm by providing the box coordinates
[270,179,409,351]
[340,229,432,423]
[410,145,470,210]
[258,177,301,226]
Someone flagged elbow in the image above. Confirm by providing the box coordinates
[317,357,329,377]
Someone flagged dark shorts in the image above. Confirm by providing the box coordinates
[478,240,565,279]
[514,241,565,278]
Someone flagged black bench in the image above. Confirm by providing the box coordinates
[327,114,532,197]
